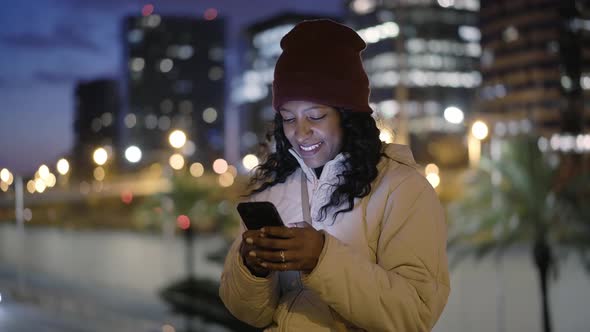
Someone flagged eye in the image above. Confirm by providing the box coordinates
[309,114,326,121]
[282,117,295,123]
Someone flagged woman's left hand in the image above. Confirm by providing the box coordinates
[245,225,325,273]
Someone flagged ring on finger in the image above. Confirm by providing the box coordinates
[280,250,285,263]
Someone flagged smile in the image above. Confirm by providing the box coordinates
[300,142,322,152]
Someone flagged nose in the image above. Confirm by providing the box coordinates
[294,120,312,142]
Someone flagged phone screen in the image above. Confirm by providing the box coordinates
[237,201,284,230]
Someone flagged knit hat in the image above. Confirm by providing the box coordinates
[272,19,372,113]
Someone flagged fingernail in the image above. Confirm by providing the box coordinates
[260,262,268,268]
[245,237,253,244]
[248,251,256,257]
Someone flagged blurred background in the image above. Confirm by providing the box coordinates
[1,0,589,331]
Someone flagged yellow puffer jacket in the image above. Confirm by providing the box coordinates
[219,144,450,331]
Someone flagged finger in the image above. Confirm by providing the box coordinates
[252,237,299,250]
[261,226,296,239]
[260,261,300,271]
[251,249,290,263]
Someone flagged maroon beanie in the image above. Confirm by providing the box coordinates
[272,19,372,113]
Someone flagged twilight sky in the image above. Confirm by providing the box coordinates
[0,0,344,175]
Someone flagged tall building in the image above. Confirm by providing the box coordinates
[346,0,481,167]
[121,14,226,167]
[479,0,590,139]
[232,13,338,158]
[72,79,121,178]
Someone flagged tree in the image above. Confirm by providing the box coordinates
[449,136,590,332]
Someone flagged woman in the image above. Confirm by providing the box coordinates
[219,19,449,331]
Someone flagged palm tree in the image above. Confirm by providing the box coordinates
[449,136,590,332]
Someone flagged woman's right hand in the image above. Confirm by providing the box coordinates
[240,230,270,277]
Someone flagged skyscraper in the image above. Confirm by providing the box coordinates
[346,0,481,167]
[121,14,226,167]
[479,0,589,138]
[72,79,121,178]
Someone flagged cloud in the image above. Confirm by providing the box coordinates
[1,23,101,52]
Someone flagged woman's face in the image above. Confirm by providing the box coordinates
[279,100,343,169]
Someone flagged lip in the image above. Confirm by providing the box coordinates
[298,141,323,156]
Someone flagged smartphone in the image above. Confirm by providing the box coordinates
[237,201,284,230]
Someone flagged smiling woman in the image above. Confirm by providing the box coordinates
[219,19,450,332]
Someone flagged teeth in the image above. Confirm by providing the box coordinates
[300,142,321,151]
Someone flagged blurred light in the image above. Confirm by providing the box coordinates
[145,114,158,129]
[125,146,142,163]
[57,159,70,175]
[162,324,176,332]
[177,215,191,230]
[94,167,105,181]
[145,14,161,28]
[177,45,194,60]
[5,172,13,185]
[443,106,464,124]
[218,172,234,187]
[130,58,145,72]
[538,136,549,152]
[503,26,519,42]
[169,130,187,148]
[160,58,174,73]
[379,129,394,143]
[121,190,133,205]
[212,159,228,174]
[561,75,572,90]
[472,121,489,140]
[182,140,196,156]
[93,147,108,166]
[458,26,481,42]
[508,121,520,135]
[38,165,50,180]
[437,0,454,8]
[357,22,399,44]
[45,173,56,187]
[158,116,171,131]
[101,113,113,126]
[142,4,154,16]
[426,173,441,188]
[189,162,204,177]
[204,8,218,20]
[203,107,218,123]
[169,154,185,170]
[350,0,377,14]
[34,179,46,193]
[581,75,590,90]
[208,67,224,81]
[26,180,36,193]
[0,168,10,182]
[0,182,8,192]
[23,208,32,222]
[242,154,259,171]
[228,165,238,177]
[425,163,439,175]
[124,113,137,128]
[494,122,507,137]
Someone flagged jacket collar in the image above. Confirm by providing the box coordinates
[288,149,347,183]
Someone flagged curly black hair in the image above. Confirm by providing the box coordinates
[248,108,385,222]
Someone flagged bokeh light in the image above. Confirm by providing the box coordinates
[56,158,70,175]
[0,168,10,182]
[93,147,108,166]
[426,173,441,188]
[218,172,234,187]
[121,190,133,204]
[45,173,57,187]
[425,163,440,175]
[142,4,154,16]
[23,208,32,222]
[125,146,142,163]
[94,167,105,181]
[168,130,187,148]
[189,162,204,177]
[0,182,8,192]
[379,129,394,143]
[212,158,228,174]
[472,121,489,140]
[242,154,259,171]
[38,165,50,180]
[34,179,46,193]
[26,180,36,193]
[443,106,464,124]
[177,215,191,230]
[204,8,218,20]
[169,153,185,170]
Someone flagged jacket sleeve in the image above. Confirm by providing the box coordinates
[219,233,280,328]
[302,175,450,332]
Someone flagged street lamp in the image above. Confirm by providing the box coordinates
[125,146,142,163]
[472,120,489,141]
[468,120,490,167]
